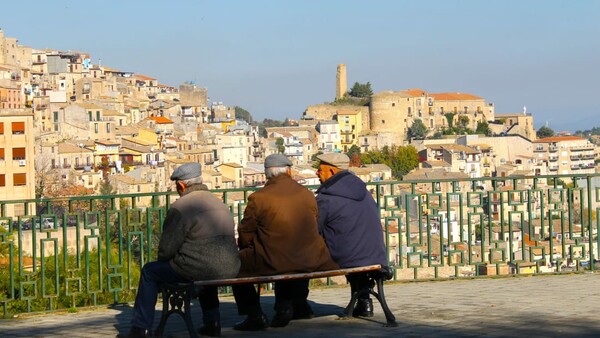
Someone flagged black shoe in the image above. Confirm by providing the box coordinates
[233,314,269,331]
[198,320,221,337]
[353,298,374,318]
[292,303,314,320]
[117,326,153,338]
[270,308,293,327]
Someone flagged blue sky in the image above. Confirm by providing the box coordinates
[1,0,598,132]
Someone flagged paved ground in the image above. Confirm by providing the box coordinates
[2,273,600,337]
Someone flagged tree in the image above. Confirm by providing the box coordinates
[275,137,285,154]
[346,145,362,167]
[359,145,419,178]
[444,113,456,130]
[537,126,555,139]
[348,82,373,98]
[234,106,253,123]
[476,121,491,136]
[394,145,419,178]
[408,119,427,140]
[457,115,470,129]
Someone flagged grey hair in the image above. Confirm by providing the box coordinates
[265,166,288,179]
[180,175,203,186]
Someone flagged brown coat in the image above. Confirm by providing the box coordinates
[237,174,338,277]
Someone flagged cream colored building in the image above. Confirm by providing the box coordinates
[494,112,536,141]
[216,132,252,167]
[533,136,596,175]
[369,89,494,145]
[0,109,35,217]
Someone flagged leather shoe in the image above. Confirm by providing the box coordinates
[117,326,153,338]
[292,303,314,320]
[198,320,221,337]
[233,314,269,331]
[270,308,293,327]
[353,298,374,317]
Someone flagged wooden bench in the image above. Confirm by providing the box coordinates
[156,264,397,337]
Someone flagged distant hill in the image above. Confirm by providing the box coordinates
[574,126,600,137]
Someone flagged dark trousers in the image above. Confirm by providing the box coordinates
[232,279,309,316]
[132,261,220,330]
[346,272,370,300]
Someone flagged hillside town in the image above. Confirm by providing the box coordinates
[2,28,600,276]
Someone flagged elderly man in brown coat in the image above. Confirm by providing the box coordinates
[232,153,339,331]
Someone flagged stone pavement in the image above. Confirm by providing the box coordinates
[2,273,600,337]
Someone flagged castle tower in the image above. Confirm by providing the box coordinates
[336,64,347,100]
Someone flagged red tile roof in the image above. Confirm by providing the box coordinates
[534,136,586,143]
[429,92,482,100]
[148,116,173,124]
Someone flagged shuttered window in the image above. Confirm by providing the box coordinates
[0,148,4,160]
[0,174,5,187]
[12,147,25,160]
[13,173,26,186]
[12,122,25,134]
[0,122,4,135]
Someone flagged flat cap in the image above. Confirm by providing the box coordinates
[264,154,292,168]
[170,162,202,181]
[317,153,349,170]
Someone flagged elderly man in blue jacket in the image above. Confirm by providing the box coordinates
[315,153,387,318]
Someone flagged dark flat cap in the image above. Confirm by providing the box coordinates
[170,163,202,181]
[264,154,292,168]
[317,153,349,169]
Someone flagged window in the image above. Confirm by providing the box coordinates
[0,174,5,187]
[12,147,25,160]
[106,123,111,133]
[53,111,59,122]
[0,148,4,160]
[12,122,24,134]
[88,111,93,121]
[0,122,4,135]
[96,111,101,120]
[94,123,99,133]
[13,173,26,186]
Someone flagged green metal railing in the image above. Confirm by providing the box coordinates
[0,173,598,316]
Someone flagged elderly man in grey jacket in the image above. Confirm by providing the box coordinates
[118,163,240,338]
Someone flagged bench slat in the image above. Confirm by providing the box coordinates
[189,264,382,287]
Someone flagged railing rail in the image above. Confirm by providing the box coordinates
[0,172,599,316]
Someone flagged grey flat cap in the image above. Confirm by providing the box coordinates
[264,154,292,168]
[317,153,350,170]
[170,163,202,181]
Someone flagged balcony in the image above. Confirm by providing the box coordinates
[549,156,558,162]
[548,146,558,152]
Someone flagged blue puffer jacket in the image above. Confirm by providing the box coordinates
[316,170,387,268]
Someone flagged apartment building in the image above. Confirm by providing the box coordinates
[315,120,340,152]
[337,109,362,152]
[533,136,595,175]
[0,109,35,217]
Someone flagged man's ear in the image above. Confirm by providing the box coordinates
[176,181,186,191]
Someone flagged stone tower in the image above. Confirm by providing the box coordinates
[336,64,347,100]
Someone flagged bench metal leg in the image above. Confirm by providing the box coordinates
[370,277,397,327]
[342,289,359,318]
[156,284,199,338]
